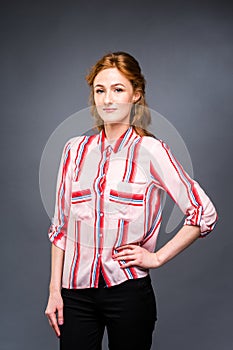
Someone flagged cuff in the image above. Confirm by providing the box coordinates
[48,223,66,250]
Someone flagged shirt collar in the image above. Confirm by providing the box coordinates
[98,126,139,153]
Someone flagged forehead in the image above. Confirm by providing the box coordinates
[94,67,131,86]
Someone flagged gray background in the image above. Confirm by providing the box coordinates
[1,0,232,349]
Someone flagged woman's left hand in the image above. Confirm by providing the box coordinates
[112,244,160,269]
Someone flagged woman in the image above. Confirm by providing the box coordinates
[45,51,218,350]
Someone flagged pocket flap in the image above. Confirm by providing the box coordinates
[109,181,147,206]
[71,182,92,204]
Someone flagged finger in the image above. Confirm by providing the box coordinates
[54,323,61,338]
[120,261,136,268]
[113,248,135,258]
[57,307,64,326]
[115,244,135,251]
[48,314,61,337]
[114,254,136,261]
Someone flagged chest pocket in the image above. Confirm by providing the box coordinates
[108,181,147,222]
[71,181,93,220]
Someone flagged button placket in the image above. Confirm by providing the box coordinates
[98,146,111,198]
[95,144,112,278]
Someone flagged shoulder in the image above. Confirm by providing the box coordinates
[64,134,98,152]
[140,135,169,152]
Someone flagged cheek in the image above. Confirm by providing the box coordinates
[122,92,135,103]
[93,94,99,105]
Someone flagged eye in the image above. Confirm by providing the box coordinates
[114,87,124,93]
[95,89,104,94]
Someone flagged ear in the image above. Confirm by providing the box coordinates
[133,90,141,103]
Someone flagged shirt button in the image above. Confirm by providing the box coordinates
[98,253,101,257]
[100,212,104,217]
[100,192,103,196]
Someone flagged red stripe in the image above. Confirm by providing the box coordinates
[68,221,81,288]
[161,141,199,209]
[90,149,109,287]
[53,221,68,244]
[116,220,131,279]
[74,135,95,181]
[74,137,86,181]
[192,185,203,225]
[128,266,138,278]
[110,189,143,201]
[122,156,129,181]
[143,215,162,245]
[72,189,91,198]
[144,184,157,234]
[94,258,102,288]
[90,209,98,287]
[95,154,110,286]
[118,221,138,279]
[122,138,141,182]
[110,199,143,207]
[150,162,176,202]
[73,221,81,288]
[57,143,71,229]
[129,139,141,182]
[113,136,123,152]
[113,219,122,251]
[100,129,105,153]
[113,127,134,153]
[99,263,111,287]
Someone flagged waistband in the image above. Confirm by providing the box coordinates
[98,272,151,289]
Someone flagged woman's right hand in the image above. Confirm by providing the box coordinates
[45,291,64,337]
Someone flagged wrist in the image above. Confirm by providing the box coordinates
[49,283,61,294]
[152,251,163,268]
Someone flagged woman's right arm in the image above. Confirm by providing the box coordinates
[45,244,65,337]
[45,139,74,337]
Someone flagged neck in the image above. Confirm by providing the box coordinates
[104,123,130,142]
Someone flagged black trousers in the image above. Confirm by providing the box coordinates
[60,274,157,350]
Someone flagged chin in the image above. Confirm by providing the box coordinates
[103,113,131,124]
[101,117,130,126]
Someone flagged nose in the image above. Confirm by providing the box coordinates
[104,90,112,105]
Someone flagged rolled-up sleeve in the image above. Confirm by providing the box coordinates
[48,140,73,250]
[149,139,218,237]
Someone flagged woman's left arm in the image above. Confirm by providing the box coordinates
[113,224,201,269]
[113,139,218,269]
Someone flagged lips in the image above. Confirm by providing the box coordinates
[103,108,117,113]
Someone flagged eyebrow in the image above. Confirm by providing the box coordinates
[94,83,126,88]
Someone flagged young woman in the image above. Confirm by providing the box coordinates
[45,51,218,350]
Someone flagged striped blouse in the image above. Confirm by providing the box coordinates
[48,126,218,289]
